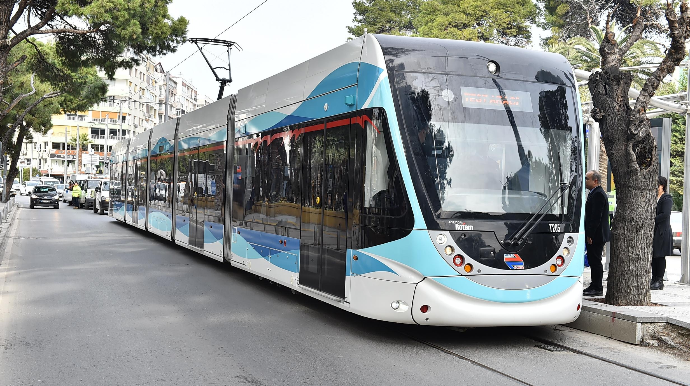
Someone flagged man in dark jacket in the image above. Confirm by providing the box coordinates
[584,170,610,296]
[652,176,673,290]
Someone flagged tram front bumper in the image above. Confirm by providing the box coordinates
[411,275,583,327]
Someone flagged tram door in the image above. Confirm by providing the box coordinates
[299,118,350,298]
[188,144,205,249]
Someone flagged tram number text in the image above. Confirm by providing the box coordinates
[549,224,562,233]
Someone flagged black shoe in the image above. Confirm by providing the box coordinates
[583,287,603,296]
[650,280,664,290]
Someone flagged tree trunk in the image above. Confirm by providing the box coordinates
[2,127,27,202]
[589,56,656,306]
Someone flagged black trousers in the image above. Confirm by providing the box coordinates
[651,257,666,281]
[588,242,605,290]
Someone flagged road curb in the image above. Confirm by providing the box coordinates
[566,299,690,344]
[0,202,18,266]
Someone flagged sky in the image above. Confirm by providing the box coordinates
[158,0,357,101]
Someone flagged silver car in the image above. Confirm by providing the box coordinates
[671,211,683,253]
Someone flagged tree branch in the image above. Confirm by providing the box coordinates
[600,11,620,70]
[1,89,61,145]
[634,0,690,114]
[8,5,57,48]
[618,7,644,58]
[8,0,31,31]
[0,72,36,118]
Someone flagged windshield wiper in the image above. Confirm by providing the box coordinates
[504,182,570,250]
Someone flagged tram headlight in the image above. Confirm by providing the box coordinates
[487,61,500,75]
[550,264,558,273]
[556,256,565,267]
[453,254,464,267]
[464,263,473,273]
[444,245,454,255]
[562,247,570,256]
[567,236,574,245]
[436,234,447,244]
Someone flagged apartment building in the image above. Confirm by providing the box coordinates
[22,56,212,182]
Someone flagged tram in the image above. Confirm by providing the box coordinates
[110,34,585,326]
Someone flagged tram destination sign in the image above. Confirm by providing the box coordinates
[460,87,533,112]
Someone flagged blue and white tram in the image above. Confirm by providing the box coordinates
[110,34,585,327]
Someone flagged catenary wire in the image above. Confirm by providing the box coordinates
[168,0,269,72]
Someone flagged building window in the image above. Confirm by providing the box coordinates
[67,114,76,120]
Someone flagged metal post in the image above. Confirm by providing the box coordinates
[77,123,80,175]
[105,122,109,175]
[64,126,68,182]
[119,100,124,138]
[587,120,601,171]
[165,72,170,122]
[680,61,690,284]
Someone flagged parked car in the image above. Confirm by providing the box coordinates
[30,185,60,209]
[10,182,22,196]
[671,211,683,253]
[93,180,110,215]
[20,180,39,195]
[55,184,66,199]
[64,184,72,203]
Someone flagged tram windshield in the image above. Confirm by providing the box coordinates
[399,73,581,221]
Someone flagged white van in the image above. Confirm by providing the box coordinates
[93,180,110,215]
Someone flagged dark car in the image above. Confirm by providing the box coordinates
[30,185,60,209]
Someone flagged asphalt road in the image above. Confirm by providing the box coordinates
[1,196,689,385]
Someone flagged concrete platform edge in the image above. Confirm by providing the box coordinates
[566,299,690,345]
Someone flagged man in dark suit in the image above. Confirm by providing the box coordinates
[584,170,610,296]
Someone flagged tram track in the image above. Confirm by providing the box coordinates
[401,328,689,386]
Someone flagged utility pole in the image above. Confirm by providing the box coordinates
[681,60,690,284]
[105,122,109,175]
[164,72,170,122]
[118,99,124,138]
[64,126,68,183]
[77,123,80,175]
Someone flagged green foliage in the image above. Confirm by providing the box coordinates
[415,0,537,46]
[0,39,107,141]
[348,0,537,46]
[669,114,685,211]
[348,0,421,37]
[53,0,188,78]
[69,134,94,151]
[549,24,663,90]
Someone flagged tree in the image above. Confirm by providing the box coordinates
[348,0,538,46]
[0,0,188,200]
[348,0,420,37]
[69,133,93,151]
[1,39,107,197]
[588,3,690,306]
[549,24,663,89]
[538,0,665,46]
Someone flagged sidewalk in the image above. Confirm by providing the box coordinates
[574,253,690,344]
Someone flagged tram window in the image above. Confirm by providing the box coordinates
[268,133,290,204]
[199,143,225,224]
[232,144,247,223]
[363,109,405,215]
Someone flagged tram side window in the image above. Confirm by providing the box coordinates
[198,143,225,224]
[232,144,247,223]
[244,138,261,220]
[176,150,192,216]
[362,109,406,217]
[268,132,290,204]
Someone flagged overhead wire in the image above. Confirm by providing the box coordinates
[167,0,269,72]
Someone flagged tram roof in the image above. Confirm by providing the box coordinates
[373,34,575,87]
